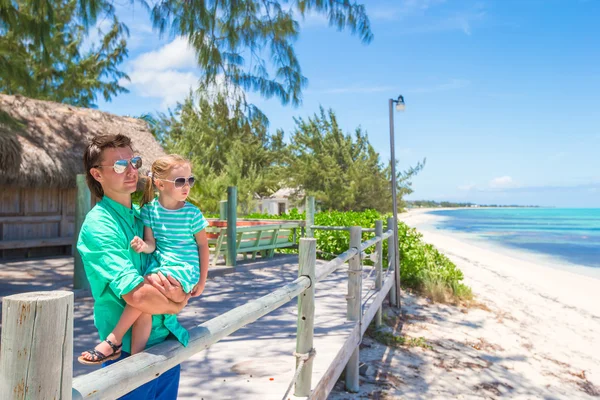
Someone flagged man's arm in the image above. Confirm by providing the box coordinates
[122,282,188,314]
[78,211,186,314]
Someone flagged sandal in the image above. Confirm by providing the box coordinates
[78,339,123,365]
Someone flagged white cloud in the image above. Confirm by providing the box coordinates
[132,37,197,71]
[124,37,200,109]
[489,176,515,189]
[127,69,199,109]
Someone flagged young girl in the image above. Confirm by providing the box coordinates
[79,154,210,364]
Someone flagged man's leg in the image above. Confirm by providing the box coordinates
[103,352,157,399]
[154,364,181,400]
[102,352,180,399]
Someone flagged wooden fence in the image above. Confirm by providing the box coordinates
[1,196,400,399]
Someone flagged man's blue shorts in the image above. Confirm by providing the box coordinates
[103,352,180,400]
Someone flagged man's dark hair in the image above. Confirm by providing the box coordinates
[83,134,133,198]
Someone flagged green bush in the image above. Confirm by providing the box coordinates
[398,224,461,286]
[240,208,471,302]
[314,209,382,258]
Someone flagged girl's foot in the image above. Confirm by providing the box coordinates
[78,337,122,365]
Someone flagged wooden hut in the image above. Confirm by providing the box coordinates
[0,94,165,260]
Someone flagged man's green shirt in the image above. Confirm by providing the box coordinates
[77,196,189,353]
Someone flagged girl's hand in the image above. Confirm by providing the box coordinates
[190,281,205,297]
[130,236,148,253]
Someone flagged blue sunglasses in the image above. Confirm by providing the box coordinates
[94,156,142,174]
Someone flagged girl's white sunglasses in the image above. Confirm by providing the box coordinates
[159,176,195,188]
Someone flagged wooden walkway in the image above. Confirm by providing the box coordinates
[0,254,384,399]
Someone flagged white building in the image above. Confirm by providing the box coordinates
[256,188,305,215]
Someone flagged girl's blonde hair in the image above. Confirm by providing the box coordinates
[141,154,191,207]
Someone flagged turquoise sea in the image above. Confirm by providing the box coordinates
[430,208,600,269]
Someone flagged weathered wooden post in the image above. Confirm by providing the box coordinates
[0,291,73,399]
[345,226,362,392]
[375,220,383,328]
[74,174,91,290]
[294,238,317,396]
[305,196,315,238]
[219,200,228,220]
[387,217,397,307]
[226,187,237,267]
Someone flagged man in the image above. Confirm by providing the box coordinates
[77,134,189,399]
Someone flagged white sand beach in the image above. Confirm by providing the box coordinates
[329,208,600,399]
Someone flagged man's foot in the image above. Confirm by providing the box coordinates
[78,338,122,365]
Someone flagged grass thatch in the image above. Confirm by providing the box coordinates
[0,94,165,188]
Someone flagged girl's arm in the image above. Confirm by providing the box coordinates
[131,226,156,254]
[191,229,209,297]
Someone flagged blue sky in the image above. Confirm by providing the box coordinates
[95,0,600,208]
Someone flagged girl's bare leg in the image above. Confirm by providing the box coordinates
[131,313,153,354]
[80,305,142,361]
[112,305,143,342]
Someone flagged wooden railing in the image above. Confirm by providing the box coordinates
[0,198,398,399]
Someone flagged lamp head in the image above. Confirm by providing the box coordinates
[395,95,406,112]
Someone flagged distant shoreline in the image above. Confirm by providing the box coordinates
[406,202,543,209]
[404,206,545,213]
[400,207,600,280]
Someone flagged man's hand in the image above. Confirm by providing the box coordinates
[130,236,149,253]
[146,272,187,303]
[170,295,190,314]
[190,281,205,297]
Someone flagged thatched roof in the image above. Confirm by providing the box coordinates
[0,94,165,188]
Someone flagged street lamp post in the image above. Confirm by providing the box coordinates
[389,95,405,309]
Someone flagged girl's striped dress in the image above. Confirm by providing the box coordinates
[140,198,208,293]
